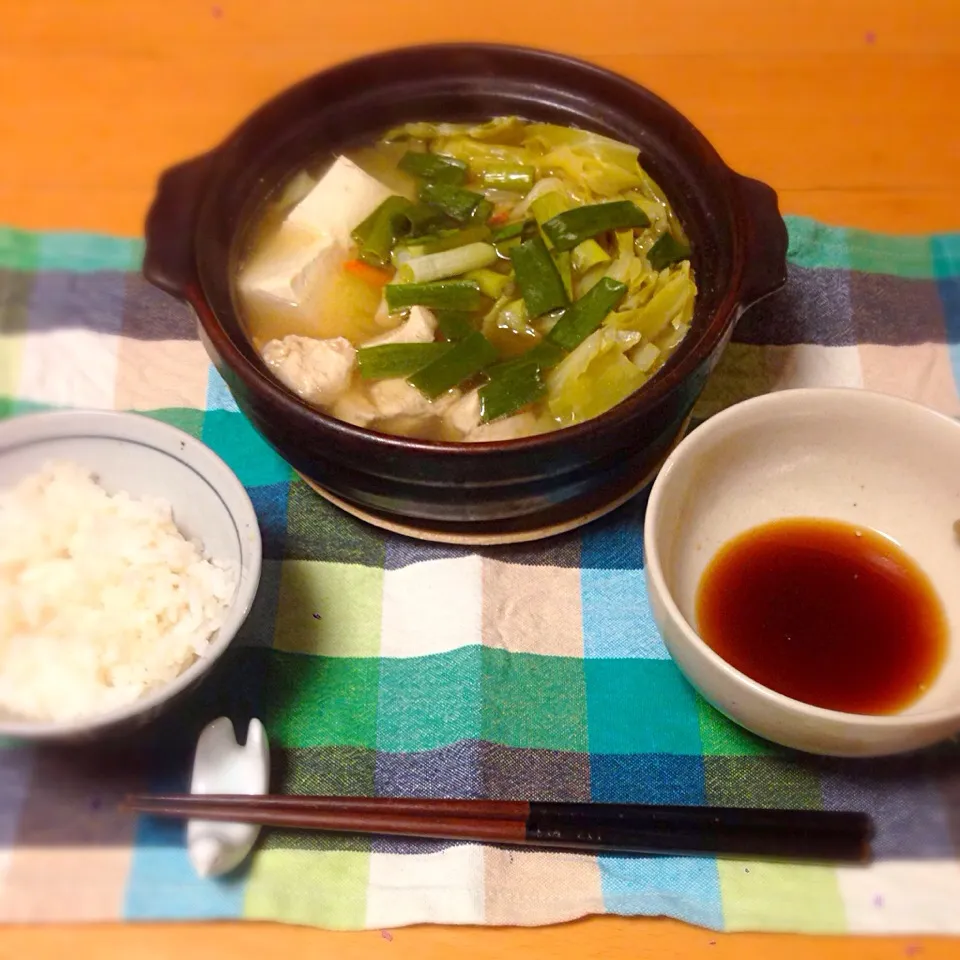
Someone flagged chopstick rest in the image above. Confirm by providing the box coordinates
[186,717,270,878]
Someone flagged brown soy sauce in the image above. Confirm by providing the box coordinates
[695,518,947,714]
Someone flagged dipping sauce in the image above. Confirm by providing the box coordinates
[695,517,947,714]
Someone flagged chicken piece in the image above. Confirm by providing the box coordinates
[428,390,461,416]
[443,388,482,437]
[372,293,394,329]
[466,412,540,443]
[331,389,378,428]
[368,379,459,419]
[368,379,431,418]
[363,306,438,347]
[375,415,442,440]
[261,335,355,407]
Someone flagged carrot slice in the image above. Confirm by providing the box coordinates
[488,210,511,227]
[344,259,392,287]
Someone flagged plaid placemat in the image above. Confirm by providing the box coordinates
[0,218,959,933]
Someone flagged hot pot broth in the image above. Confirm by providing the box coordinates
[237,117,696,442]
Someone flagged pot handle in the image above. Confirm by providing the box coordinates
[732,173,789,308]
[142,151,217,301]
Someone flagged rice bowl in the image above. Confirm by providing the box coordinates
[0,410,261,740]
[0,461,237,722]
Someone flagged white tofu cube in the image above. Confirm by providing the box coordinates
[238,226,345,312]
[286,156,394,246]
[239,156,394,315]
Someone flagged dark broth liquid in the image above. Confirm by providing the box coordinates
[695,517,947,714]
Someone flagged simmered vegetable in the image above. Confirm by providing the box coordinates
[384,279,484,312]
[357,342,452,379]
[487,339,566,375]
[395,225,491,260]
[480,164,536,193]
[240,115,696,442]
[547,328,644,423]
[509,237,569,317]
[435,310,476,341]
[404,203,453,236]
[647,231,692,271]
[465,268,512,300]
[418,183,486,222]
[491,219,533,242]
[408,331,498,398]
[541,201,650,251]
[571,238,610,274]
[547,277,628,351]
[397,151,469,185]
[352,196,414,267]
[469,199,495,225]
[479,362,546,423]
[398,242,498,284]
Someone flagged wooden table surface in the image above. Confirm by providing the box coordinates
[1,1,958,957]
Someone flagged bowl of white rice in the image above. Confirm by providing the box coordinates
[0,409,262,739]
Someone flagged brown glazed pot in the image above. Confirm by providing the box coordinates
[143,44,787,540]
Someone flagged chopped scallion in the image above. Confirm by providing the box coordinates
[398,242,498,284]
[479,362,546,423]
[494,236,523,259]
[555,250,573,298]
[384,279,483,312]
[547,276,628,350]
[491,219,533,242]
[542,201,650,251]
[479,164,536,193]
[351,196,414,267]
[571,238,611,274]
[647,232,692,271]
[404,203,454,236]
[397,151,469,185]
[485,340,566,377]
[509,236,570,317]
[357,342,453,380]
[530,191,568,227]
[469,198,495,225]
[464,267,511,299]
[408,331,497,398]
[419,183,486,222]
[395,225,491,259]
[435,310,476,341]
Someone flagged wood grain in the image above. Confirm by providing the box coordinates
[1,0,958,955]
[0,919,956,960]
[1,1,959,234]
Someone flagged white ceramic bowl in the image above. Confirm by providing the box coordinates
[0,410,262,740]
[644,388,960,757]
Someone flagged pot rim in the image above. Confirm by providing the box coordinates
[154,42,786,457]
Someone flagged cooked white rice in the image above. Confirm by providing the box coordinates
[0,460,237,722]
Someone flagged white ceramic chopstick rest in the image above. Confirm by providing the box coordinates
[186,716,270,878]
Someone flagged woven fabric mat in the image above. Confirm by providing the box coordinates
[0,218,958,932]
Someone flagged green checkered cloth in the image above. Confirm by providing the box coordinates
[0,218,958,932]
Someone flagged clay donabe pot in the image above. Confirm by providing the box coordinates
[143,44,787,543]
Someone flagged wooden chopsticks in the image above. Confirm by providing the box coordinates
[122,794,874,863]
